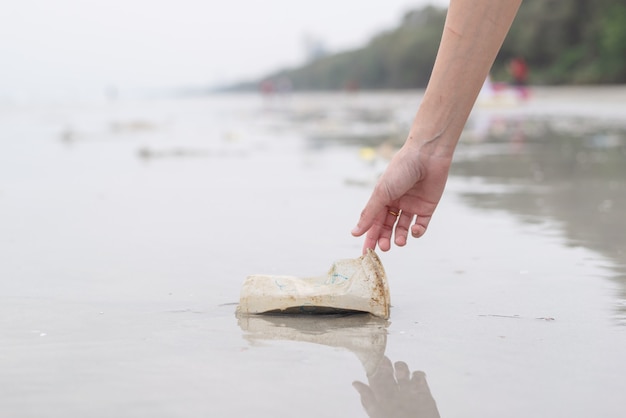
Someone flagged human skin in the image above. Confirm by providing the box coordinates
[351,0,523,253]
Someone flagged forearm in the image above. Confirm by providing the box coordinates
[410,0,522,157]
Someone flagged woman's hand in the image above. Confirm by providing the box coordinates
[352,141,452,253]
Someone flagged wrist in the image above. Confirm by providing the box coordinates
[405,122,460,161]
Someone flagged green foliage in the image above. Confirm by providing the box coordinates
[598,3,626,81]
[247,6,447,91]
[231,0,626,91]
[494,0,626,84]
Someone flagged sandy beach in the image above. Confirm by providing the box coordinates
[1,86,625,417]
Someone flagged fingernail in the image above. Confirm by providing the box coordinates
[351,226,360,235]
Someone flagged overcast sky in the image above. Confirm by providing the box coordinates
[1,0,447,100]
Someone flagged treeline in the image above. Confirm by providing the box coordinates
[498,0,626,84]
[229,0,626,91]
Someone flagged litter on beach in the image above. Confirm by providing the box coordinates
[237,249,390,319]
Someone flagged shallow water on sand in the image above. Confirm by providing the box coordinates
[1,88,625,417]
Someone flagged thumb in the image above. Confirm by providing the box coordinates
[351,193,387,237]
[352,181,389,237]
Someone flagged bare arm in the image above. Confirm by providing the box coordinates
[352,0,522,252]
[414,0,522,156]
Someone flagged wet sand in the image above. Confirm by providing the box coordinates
[1,87,625,417]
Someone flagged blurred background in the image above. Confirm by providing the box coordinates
[2,0,625,102]
[1,0,446,102]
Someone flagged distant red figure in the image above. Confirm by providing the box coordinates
[509,57,528,86]
[344,79,360,92]
[260,79,275,96]
[509,56,530,100]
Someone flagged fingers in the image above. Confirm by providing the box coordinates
[411,214,432,238]
[394,211,414,246]
[363,224,382,254]
[351,183,390,238]
[351,202,384,238]
[377,208,401,252]
[361,206,385,253]
[353,174,436,250]
[362,207,401,253]
[361,210,431,253]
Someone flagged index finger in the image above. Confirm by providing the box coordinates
[351,186,389,238]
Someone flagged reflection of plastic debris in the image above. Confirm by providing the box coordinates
[237,314,388,376]
[237,249,390,319]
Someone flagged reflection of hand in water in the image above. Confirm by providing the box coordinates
[353,356,440,418]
